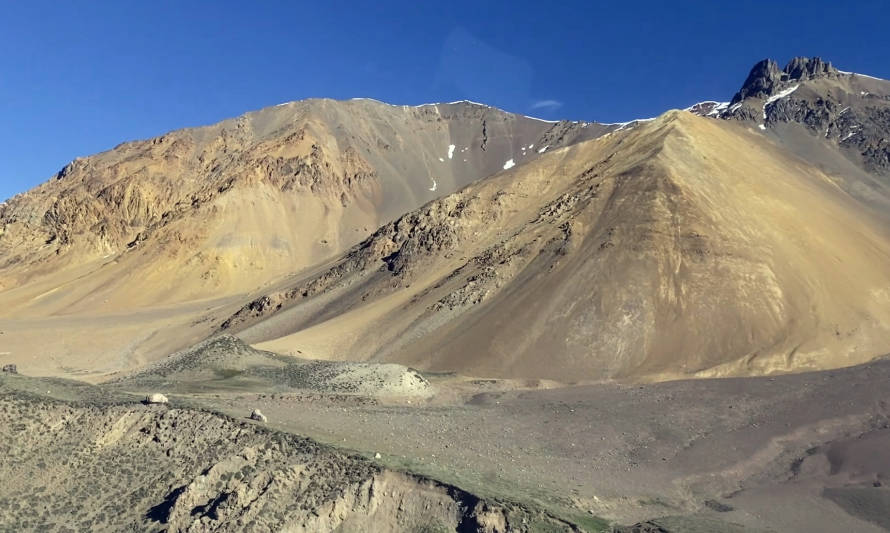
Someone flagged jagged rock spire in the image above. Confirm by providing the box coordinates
[730,56,841,104]
[783,56,838,80]
[730,59,784,104]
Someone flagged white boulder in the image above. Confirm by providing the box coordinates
[144,393,169,404]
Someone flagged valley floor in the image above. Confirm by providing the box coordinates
[4,352,890,531]
[189,363,890,532]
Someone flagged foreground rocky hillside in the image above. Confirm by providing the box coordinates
[0,386,578,532]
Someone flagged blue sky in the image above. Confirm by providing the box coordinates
[1,0,888,200]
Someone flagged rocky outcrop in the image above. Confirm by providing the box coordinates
[730,59,785,104]
[730,56,840,105]
[718,57,890,177]
[783,56,839,81]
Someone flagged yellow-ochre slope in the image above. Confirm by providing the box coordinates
[222,111,890,381]
[0,99,608,377]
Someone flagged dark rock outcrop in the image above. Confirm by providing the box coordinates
[730,56,840,104]
[722,56,890,176]
[783,56,839,81]
[730,59,784,104]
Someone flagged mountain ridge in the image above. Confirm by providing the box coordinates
[220,110,890,381]
[3,57,890,383]
[0,99,610,311]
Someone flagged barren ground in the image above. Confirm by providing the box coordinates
[5,337,886,531]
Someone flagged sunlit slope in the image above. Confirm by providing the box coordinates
[226,111,890,381]
[0,99,605,316]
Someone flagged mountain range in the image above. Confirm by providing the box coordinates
[2,56,889,383]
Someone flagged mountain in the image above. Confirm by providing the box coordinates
[219,110,890,381]
[0,99,609,376]
[3,57,890,382]
[0,99,608,313]
[691,56,890,211]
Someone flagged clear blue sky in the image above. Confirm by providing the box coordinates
[2,0,888,200]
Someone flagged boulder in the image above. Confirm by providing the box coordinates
[144,393,169,404]
[250,409,267,423]
[1,364,17,374]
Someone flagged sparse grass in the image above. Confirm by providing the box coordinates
[563,512,612,532]
[213,368,243,379]
[414,521,451,533]
[370,453,611,532]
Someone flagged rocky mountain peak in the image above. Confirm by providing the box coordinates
[783,56,838,81]
[730,59,783,104]
[730,56,840,104]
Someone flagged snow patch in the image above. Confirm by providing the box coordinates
[528,144,534,149]
[850,73,886,81]
[758,124,766,130]
[521,115,559,123]
[428,178,438,192]
[415,100,488,108]
[503,159,515,170]
[538,146,549,153]
[611,117,655,131]
[686,101,730,117]
[448,144,455,159]
[763,85,800,119]
[438,157,444,162]
[709,102,730,116]
[445,100,488,106]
